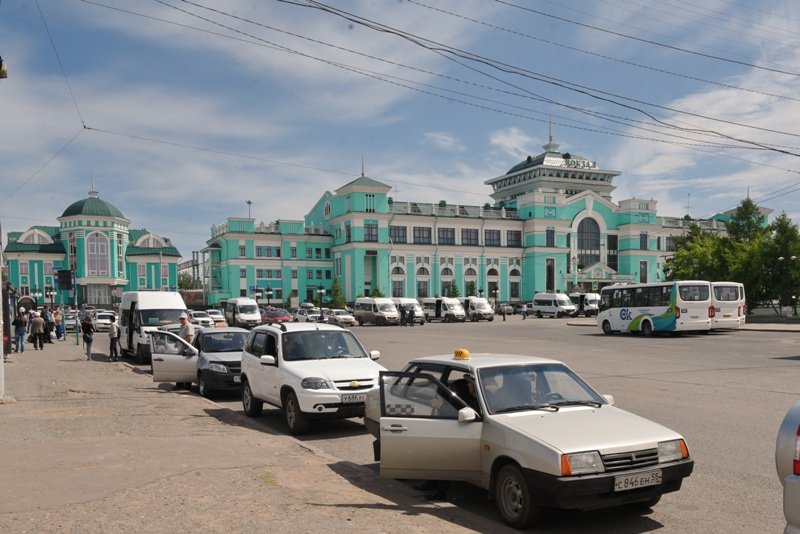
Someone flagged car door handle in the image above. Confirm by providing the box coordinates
[382,424,408,433]
[153,358,164,362]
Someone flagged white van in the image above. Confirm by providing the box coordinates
[462,296,495,321]
[568,292,601,317]
[421,297,466,322]
[711,281,746,329]
[353,297,400,326]
[224,297,261,329]
[119,291,188,364]
[391,297,425,326]
[531,292,577,318]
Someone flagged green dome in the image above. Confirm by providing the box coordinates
[61,195,125,218]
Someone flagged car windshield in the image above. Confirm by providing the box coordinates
[475,301,490,310]
[97,313,113,321]
[201,332,248,353]
[281,331,369,362]
[478,364,605,414]
[239,305,258,314]
[207,310,222,317]
[193,311,210,318]
[334,310,350,316]
[555,295,573,306]
[141,309,184,326]
[378,303,397,312]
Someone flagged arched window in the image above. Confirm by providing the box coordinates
[391,266,404,275]
[417,267,430,276]
[487,268,499,276]
[465,267,477,277]
[509,269,520,277]
[136,233,165,248]
[441,267,453,276]
[86,232,109,276]
[578,218,600,268]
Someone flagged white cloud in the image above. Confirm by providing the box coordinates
[422,132,464,152]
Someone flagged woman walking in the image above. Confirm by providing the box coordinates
[81,315,95,361]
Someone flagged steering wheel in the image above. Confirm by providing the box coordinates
[544,392,565,403]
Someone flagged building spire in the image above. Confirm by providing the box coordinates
[542,114,560,153]
[89,170,99,198]
[361,155,365,177]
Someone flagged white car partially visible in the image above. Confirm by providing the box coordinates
[776,400,800,534]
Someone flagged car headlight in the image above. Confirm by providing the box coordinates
[561,451,604,476]
[207,363,228,373]
[301,377,332,390]
[658,439,690,463]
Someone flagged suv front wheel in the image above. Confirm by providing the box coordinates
[283,391,310,435]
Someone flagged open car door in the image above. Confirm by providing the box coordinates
[379,371,482,482]
[150,330,197,384]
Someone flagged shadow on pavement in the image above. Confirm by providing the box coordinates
[324,461,667,534]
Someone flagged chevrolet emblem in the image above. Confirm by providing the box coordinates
[350,381,361,388]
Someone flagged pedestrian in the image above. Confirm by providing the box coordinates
[108,315,120,361]
[42,306,54,343]
[12,307,28,353]
[82,315,95,361]
[53,306,63,340]
[399,304,407,327]
[407,305,415,327]
[178,313,194,344]
[501,304,506,321]
[30,311,46,350]
[521,303,528,319]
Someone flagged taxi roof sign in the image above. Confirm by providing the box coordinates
[453,348,471,360]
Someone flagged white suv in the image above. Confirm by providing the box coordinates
[240,322,384,435]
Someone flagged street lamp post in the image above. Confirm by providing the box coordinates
[492,287,499,306]
[46,288,55,308]
[32,289,42,310]
[317,288,326,308]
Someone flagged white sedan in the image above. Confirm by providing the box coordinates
[365,350,694,529]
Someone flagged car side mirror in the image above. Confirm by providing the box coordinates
[458,407,478,423]
[260,354,276,366]
[603,394,615,405]
[182,347,197,357]
[369,350,381,361]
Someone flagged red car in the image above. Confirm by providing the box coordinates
[261,308,293,324]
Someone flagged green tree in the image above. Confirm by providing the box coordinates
[465,281,476,297]
[448,280,461,298]
[668,230,728,281]
[372,286,385,298]
[178,272,195,290]
[328,279,345,309]
[725,197,768,243]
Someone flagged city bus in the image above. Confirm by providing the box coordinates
[711,281,746,329]
[597,280,713,336]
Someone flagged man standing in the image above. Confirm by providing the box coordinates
[12,307,28,353]
[53,306,63,340]
[108,315,120,361]
[30,312,46,350]
[521,303,528,320]
[178,313,195,344]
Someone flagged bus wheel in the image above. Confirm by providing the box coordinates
[602,320,613,335]
[641,321,653,337]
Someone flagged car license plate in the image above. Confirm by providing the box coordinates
[723,313,731,318]
[341,393,366,403]
[614,470,662,492]
[233,375,241,383]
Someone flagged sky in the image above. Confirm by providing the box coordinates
[3,0,800,259]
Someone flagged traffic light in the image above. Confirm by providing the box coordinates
[57,270,73,290]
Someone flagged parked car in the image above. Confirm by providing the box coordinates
[93,311,116,332]
[240,322,384,435]
[495,302,513,315]
[365,350,694,529]
[324,308,357,327]
[776,400,800,533]
[193,327,249,397]
[206,309,227,327]
[531,292,577,318]
[261,307,293,324]
[148,326,247,396]
[293,307,322,323]
[189,310,215,328]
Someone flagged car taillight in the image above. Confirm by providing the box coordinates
[737,305,742,317]
[675,307,681,319]
[794,424,800,476]
[708,305,715,318]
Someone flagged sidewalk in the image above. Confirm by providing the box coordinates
[0,339,502,533]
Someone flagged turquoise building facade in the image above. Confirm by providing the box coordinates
[3,188,180,308]
[204,137,691,307]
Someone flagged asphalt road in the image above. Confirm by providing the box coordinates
[136,317,800,533]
